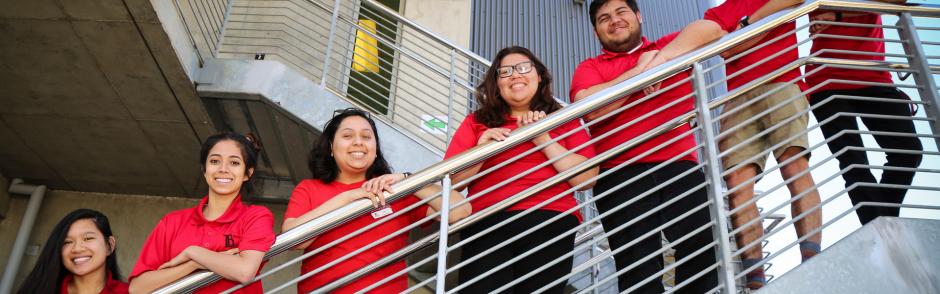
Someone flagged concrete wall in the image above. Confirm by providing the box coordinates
[0,189,302,293]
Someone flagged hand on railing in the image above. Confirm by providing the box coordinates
[156,1,940,293]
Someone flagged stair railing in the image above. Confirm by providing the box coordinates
[156,1,940,293]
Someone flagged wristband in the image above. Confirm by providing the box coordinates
[402,172,412,178]
[739,15,751,28]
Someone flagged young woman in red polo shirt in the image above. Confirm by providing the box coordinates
[129,132,276,293]
[445,46,598,293]
[282,108,470,293]
[19,209,128,294]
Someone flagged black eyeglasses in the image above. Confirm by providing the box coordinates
[497,61,534,78]
[332,107,371,119]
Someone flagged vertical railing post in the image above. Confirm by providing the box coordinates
[321,0,344,87]
[691,62,738,293]
[446,49,457,146]
[435,175,452,293]
[897,12,940,148]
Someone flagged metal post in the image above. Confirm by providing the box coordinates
[435,175,452,293]
[691,62,738,293]
[321,0,343,86]
[446,49,457,145]
[897,12,940,148]
[0,180,46,294]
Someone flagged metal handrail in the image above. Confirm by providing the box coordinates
[217,0,483,152]
[154,1,940,292]
[358,0,492,67]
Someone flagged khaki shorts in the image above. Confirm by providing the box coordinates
[719,83,809,172]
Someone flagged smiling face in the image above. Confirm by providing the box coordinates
[332,115,377,180]
[61,219,113,278]
[496,53,541,112]
[203,140,253,198]
[594,0,643,52]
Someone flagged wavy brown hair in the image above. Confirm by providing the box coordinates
[474,46,561,128]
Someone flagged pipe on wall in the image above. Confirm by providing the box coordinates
[0,179,47,294]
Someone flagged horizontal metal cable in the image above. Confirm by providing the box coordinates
[406,130,706,293]
[726,142,938,228]
[811,19,901,30]
[727,159,940,255]
[533,203,718,293]
[733,191,940,281]
[458,159,713,293]
[310,109,658,291]
[257,190,450,293]
[359,120,705,292]
[700,19,811,81]
[160,1,940,292]
[357,0,491,66]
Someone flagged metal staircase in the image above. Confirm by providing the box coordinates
[759,217,940,293]
[155,0,940,293]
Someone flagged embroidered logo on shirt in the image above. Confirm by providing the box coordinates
[225,234,237,248]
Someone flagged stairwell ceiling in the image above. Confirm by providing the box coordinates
[0,0,214,197]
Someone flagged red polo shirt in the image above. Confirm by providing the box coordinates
[805,12,893,94]
[570,33,698,169]
[130,196,275,293]
[59,274,129,294]
[284,179,429,294]
[704,0,807,91]
[444,114,594,220]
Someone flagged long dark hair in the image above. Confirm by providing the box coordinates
[18,209,121,294]
[309,108,392,183]
[474,46,561,128]
[199,132,263,194]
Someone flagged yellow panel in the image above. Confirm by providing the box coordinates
[353,19,379,73]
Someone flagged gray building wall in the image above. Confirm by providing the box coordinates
[470,0,718,102]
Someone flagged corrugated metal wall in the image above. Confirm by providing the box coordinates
[470,0,718,102]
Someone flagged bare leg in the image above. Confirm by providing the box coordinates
[725,164,764,260]
[778,147,822,246]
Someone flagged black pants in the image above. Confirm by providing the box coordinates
[458,210,578,293]
[810,86,923,225]
[594,161,718,294]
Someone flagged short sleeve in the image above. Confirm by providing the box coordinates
[563,120,596,158]
[406,195,432,224]
[703,1,740,33]
[237,206,276,253]
[569,60,605,101]
[654,32,681,49]
[285,181,317,219]
[129,218,171,280]
[444,115,480,160]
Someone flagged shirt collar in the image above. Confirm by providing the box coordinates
[60,273,121,294]
[599,37,652,60]
[192,195,245,224]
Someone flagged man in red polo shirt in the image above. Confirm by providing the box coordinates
[703,0,824,289]
[806,1,922,226]
[570,1,718,292]
[576,0,824,290]
[638,0,821,289]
